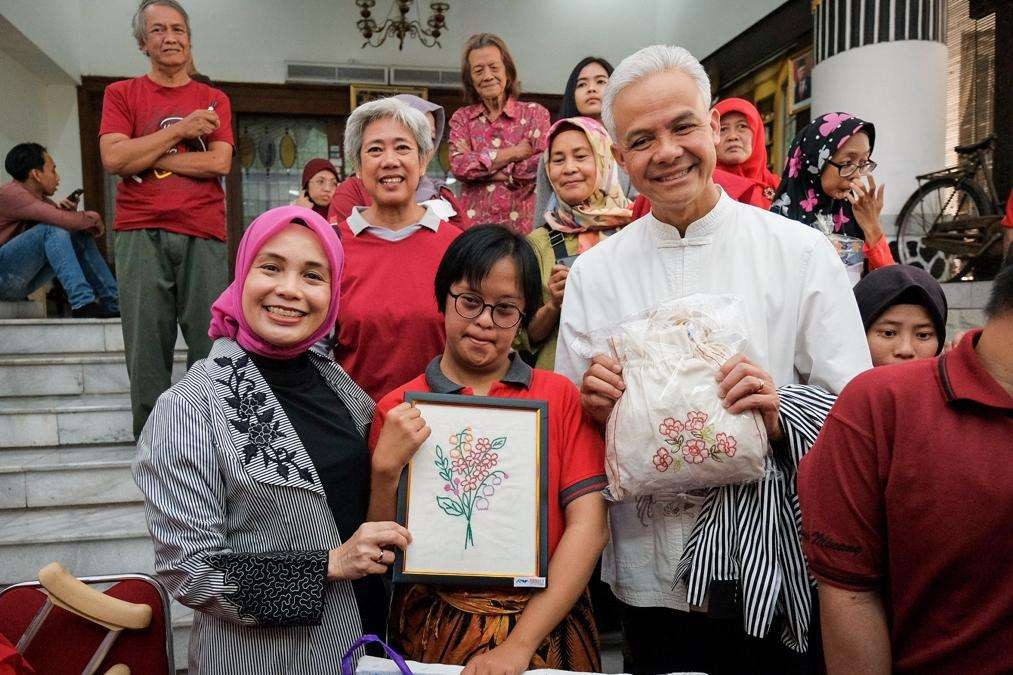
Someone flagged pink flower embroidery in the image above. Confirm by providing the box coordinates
[653,448,673,472]
[683,439,708,464]
[659,417,685,438]
[475,437,492,453]
[788,146,803,178]
[687,410,709,431]
[833,208,850,232]
[800,189,819,213]
[715,432,738,457]
[819,113,853,137]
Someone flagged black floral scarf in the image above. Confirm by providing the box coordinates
[770,112,876,241]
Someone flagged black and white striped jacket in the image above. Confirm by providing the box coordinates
[133,338,374,674]
[674,384,837,652]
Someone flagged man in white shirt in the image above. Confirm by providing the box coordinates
[555,45,872,674]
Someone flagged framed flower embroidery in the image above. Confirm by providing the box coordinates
[394,392,549,588]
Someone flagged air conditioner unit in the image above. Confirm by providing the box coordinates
[389,66,462,88]
[285,62,388,85]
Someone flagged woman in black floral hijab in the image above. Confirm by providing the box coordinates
[771,112,895,271]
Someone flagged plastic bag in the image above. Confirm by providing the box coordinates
[575,294,768,501]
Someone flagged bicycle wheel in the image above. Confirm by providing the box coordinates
[896,177,991,282]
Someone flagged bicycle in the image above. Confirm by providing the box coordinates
[895,136,1005,282]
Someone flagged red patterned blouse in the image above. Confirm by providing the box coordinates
[449,98,550,234]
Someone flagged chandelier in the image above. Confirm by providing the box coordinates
[355,1,449,50]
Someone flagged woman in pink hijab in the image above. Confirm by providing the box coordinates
[133,205,409,672]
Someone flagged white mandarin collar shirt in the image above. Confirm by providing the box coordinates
[555,189,872,611]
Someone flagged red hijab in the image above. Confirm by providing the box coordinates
[714,98,780,209]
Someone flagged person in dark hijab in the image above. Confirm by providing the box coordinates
[771,112,894,276]
[853,264,947,366]
[295,158,339,221]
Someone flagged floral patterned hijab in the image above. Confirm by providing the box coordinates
[543,116,632,247]
[770,112,876,240]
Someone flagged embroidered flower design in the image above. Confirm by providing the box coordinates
[434,427,509,549]
[653,448,673,472]
[214,355,313,483]
[687,410,709,431]
[659,417,685,438]
[655,412,741,470]
[715,432,737,457]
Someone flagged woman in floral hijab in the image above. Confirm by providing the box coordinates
[521,116,633,369]
[771,112,894,274]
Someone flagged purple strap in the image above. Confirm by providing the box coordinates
[340,634,413,675]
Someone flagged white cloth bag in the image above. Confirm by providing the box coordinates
[593,294,768,501]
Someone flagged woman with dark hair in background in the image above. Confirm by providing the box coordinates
[534,57,636,228]
[449,33,550,234]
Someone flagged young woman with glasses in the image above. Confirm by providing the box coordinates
[367,224,609,674]
[771,113,895,273]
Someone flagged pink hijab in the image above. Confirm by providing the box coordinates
[208,205,344,359]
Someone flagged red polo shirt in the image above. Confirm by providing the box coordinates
[370,354,607,557]
[798,329,1013,674]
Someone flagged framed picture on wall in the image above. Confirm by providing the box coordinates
[393,392,549,588]
[789,52,813,112]
[350,84,429,109]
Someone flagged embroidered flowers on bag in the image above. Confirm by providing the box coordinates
[654,411,741,473]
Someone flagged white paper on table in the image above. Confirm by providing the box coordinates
[402,399,541,579]
[355,656,705,675]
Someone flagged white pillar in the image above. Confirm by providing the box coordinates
[811,0,947,231]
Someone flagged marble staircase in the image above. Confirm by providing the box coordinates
[0,317,189,669]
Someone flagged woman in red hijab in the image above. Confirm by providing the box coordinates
[714,98,780,209]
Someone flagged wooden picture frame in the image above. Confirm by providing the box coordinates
[350,84,429,110]
[394,392,549,588]
[788,51,813,113]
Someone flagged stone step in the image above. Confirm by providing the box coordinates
[0,318,186,356]
[0,352,187,398]
[0,393,132,448]
[0,444,140,509]
[0,301,45,320]
[0,502,153,584]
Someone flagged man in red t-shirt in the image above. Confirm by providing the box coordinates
[99,0,233,436]
[798,257,1013,674]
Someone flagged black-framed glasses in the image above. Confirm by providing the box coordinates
[449,291,524,329]
[825,158,877,178]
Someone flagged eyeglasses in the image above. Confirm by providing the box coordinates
[825,158,877,178]
[449,291,524,329]
[309,178,339,189]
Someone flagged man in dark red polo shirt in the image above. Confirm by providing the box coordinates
[798,257,1013,674]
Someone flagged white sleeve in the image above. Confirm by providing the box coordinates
[554,259,591,387]
[793,238,873,393]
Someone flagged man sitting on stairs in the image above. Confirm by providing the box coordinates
[0,142,120,318]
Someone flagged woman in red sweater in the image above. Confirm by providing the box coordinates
[330,95,470,231]
[333,97,462,402]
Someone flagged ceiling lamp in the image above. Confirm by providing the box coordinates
[355,1,449,50]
